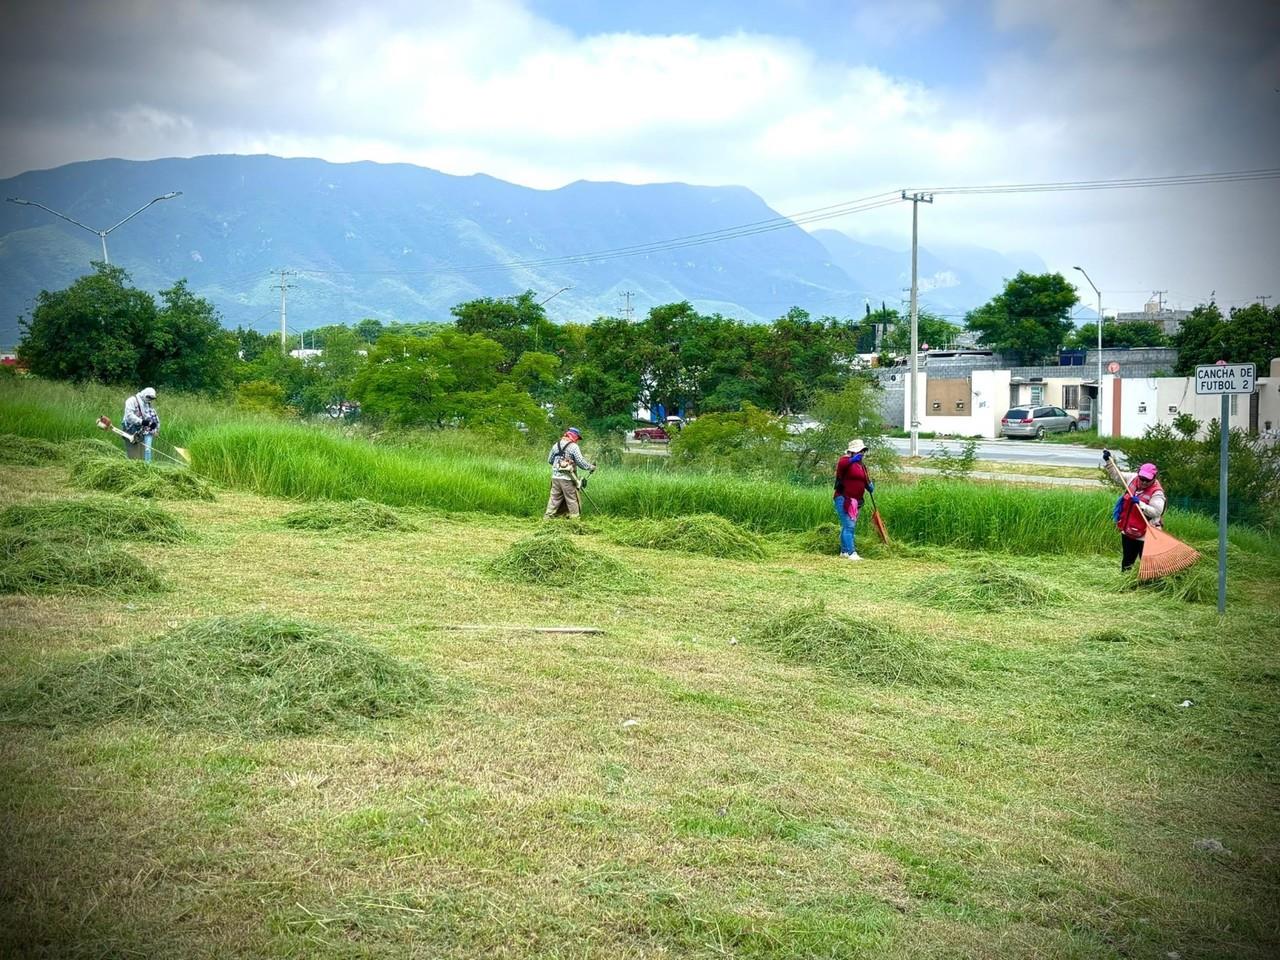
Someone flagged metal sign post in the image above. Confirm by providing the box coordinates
[1195,362,1256,613]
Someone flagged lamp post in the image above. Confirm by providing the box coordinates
[1073,266,1103,429]
[539,285,571,306]
[6,191,182,265]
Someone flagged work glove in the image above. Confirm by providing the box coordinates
[868,480,875,493]
[1101,449,1111,462]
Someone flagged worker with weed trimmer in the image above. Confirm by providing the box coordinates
[833,438,874,561]
[544,427,595,519]
[121,387,160,462]
[1103,450,1165,571]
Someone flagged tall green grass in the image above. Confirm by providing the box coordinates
[0,376,265,447]
[6,377,1276,559]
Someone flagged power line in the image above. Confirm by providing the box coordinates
[912,167,1280,196]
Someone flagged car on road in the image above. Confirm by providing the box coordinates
[633,425,670,442]
[1000,405,1078,439]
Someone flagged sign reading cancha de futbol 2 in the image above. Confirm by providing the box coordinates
[1195,363,1256,395]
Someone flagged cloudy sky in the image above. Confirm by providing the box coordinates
[1,0,1276,313]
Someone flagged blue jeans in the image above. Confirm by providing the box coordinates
[833,496,858,555]
[142,434,153,463]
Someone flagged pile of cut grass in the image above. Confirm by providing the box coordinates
[60,436,121,464]
[71,456,214,501]
[0,433,64,465]
[0,497,190,544]
[486,527,636,590]
[0,530,164,595]
[282,498,416,532]
[608,513,765,559]
[748,601,944,685]
[913,560,1070,613]
[1112,562,1218,605]
[0,615,434,737]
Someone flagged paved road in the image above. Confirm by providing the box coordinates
[884,437,1104,468]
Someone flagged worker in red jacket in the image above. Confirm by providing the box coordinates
[833,439,873,560]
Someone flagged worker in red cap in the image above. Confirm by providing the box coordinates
[1103,451,1166,571]
[544,427,596,518]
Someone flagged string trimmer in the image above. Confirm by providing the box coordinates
[95,416,191,468]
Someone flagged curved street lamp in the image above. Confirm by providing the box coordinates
[6,190,182,265]
[1073,265,1103,427]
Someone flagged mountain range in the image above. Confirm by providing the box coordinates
[0,154,1049,345]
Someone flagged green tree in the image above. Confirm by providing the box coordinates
[1172,303,1229,375]
[668,403,789,473]
[1224,302,1280,374]
[965,271,1078,364]
[149,280,238,392]
[789,377,896,479]
[452,292,559,370]
[353,318,385,344]
[879,308,961,354]
[18,263,157,384]
[302,326,364,417]
[235,326,274,364]
[1068,319,1169,349]
[757,308,847,413]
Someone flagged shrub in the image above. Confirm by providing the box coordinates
[927,438,979,479]
[0,615,435,736]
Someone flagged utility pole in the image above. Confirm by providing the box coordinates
[1259,295,1273,306]
[903,191,933,458]
[621,290,635,322]
[275,270,295,351]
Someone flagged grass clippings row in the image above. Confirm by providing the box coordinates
[0,497,191,544]
[71,456,215,501]
[0,615,435,737]
[913,560,1070,613]
[0,531,164,596]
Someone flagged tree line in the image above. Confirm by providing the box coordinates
[15,264,1278,437]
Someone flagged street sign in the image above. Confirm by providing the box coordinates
[1195,363,1256,395]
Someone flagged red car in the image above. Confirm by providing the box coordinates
[633,425,670,442]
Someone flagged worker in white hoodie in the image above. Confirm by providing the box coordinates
[121,387,160,462]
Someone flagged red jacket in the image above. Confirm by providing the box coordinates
[834,455,870,503]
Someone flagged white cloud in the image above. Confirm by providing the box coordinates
[0,0,1276,310]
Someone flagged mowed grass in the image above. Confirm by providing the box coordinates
[2,458,1278,959]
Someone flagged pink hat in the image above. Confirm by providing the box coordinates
[1137,463,1158,480]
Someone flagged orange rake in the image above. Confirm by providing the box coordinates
[1138,526,1200,582]
[867,489,890,545]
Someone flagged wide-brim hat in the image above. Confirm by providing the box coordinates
[846,439,867,454]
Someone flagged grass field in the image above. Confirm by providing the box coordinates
[2,379,1279,957]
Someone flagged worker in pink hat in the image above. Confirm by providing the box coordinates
[1102,450,1166,571]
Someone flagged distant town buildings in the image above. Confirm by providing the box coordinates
[1115,294,1190,337]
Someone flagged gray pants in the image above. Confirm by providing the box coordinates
[544,476,581,518]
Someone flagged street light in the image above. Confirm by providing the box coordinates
[1073,266,1103,430]
[6,190,182,265]
[538,285,571,306]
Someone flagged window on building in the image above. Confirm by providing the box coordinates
[1062,385,1080,410]
[1030,384,1044,405]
